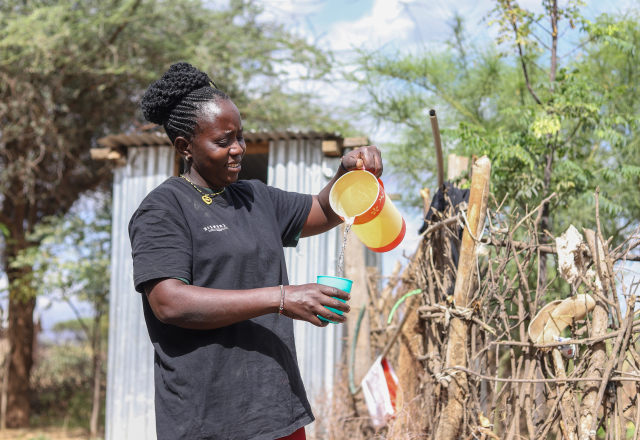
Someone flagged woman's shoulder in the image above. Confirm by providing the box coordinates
[132,177,187,218]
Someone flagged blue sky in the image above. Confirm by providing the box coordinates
[257,0,637,108]
[260,0,636,52]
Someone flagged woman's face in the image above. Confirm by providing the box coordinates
[180,99,246,188]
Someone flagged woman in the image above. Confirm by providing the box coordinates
[129,62,384,440]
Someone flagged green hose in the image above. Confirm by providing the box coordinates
[387,289,422,325]
[349,305,367,395]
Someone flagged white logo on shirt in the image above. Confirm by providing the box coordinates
[204,224,228,232]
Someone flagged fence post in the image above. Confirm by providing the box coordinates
[434,156,491,440]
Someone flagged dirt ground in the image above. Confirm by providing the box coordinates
[0,428,97,440]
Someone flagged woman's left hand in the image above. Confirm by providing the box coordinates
[342,146,383,178]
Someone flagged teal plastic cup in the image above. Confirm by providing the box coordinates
[317,275,353,324]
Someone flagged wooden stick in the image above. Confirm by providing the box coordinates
[581,230,615,440]
[481,237,640,262]
[420,214,461,238]
[429,109,445,190]
[588,296,636,438]
[633,391,640,440]
[420,188,431,219]
[435,156,491,440]
[551,348,577,439]
[535,356,591,440]
[615,297,635,437]
[486,323,640,348]
[596,188,624,326]
[423,211,640,262]
[440,366,640,383]
[513,192,557,231]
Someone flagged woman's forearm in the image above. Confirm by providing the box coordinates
[144,278,351,330]
[145,278,281,330]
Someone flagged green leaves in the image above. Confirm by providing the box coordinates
[8,193,112,304]
[531,113,561,139]
[621,165,640,179]
[0,0,343,231]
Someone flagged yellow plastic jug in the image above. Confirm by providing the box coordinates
[329,170,406,253]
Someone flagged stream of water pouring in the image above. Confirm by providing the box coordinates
[336,217,355,279]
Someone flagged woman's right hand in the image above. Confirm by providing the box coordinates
[281,284,351,327]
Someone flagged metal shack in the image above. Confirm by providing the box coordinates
[93,130,379,440]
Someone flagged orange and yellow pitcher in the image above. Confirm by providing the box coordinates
[329,170,406,253]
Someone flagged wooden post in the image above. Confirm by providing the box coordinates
[429,109,445,191]
[420,188,431,219]
[447,154,469,182]
[434,156,491,440]
[551,348,577,440]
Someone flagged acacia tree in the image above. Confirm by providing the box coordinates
[10,194,111,437]
[0,0,338,427]
[350,1,640,243]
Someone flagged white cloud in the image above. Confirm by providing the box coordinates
[260,0,324,16]
[255,0,325,37]
[325,0,416,51]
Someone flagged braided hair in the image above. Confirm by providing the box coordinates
[141,62,230,143]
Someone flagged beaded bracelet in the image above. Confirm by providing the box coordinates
[278,285,285,315]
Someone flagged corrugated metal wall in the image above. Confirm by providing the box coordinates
[106,146,175,440]
[268,138,345,409]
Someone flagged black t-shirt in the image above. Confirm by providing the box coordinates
[128,177,314,440]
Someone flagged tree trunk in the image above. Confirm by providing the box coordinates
[537,151,554,289]
[90,310,102,438]
[532,147,555,431]
[6,286,35,428]
[434,157,491,440]
[0,350,9,429]
[550,0,558,84]
[3,194,36,429]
